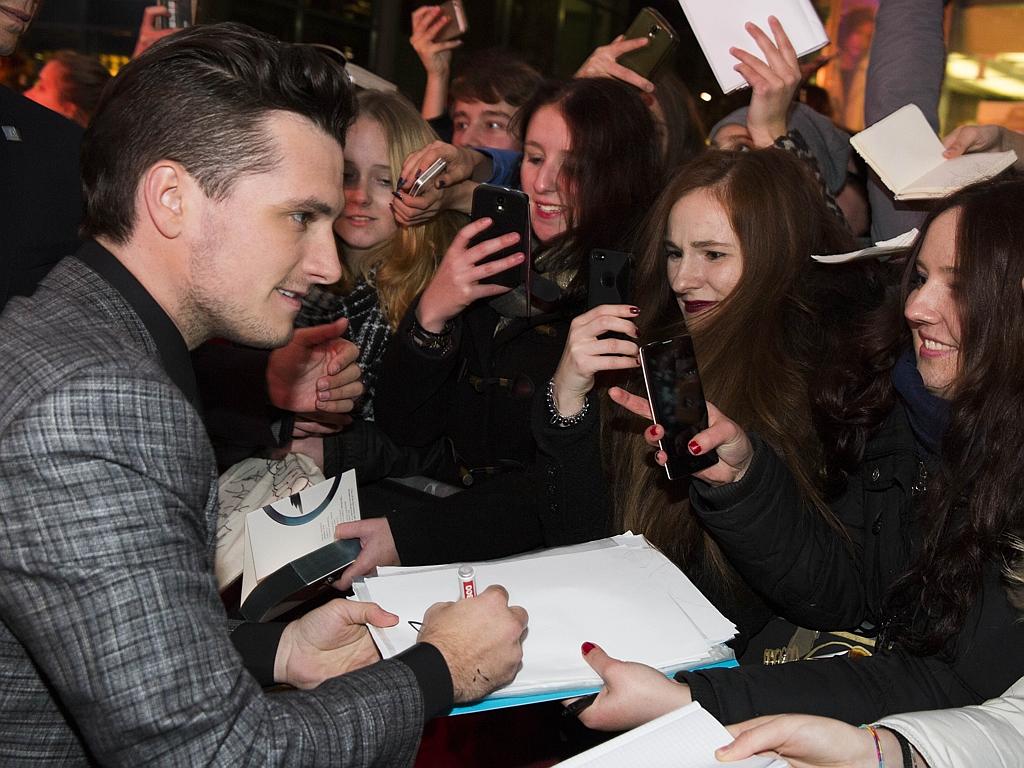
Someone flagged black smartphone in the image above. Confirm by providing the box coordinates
[437,0,469,42]
[617,7,679,79]
[587,249,633,309]
[468,183,531,289]
[639,335,718,479]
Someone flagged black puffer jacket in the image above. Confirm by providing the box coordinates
[677,403,1024,724]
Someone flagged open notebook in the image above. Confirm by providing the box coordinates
[555,702,787,767]
[851,104,1017,200]
[677,0,828,93]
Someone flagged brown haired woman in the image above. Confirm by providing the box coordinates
[537,147,877,655]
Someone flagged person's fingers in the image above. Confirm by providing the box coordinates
[294,316,349,348]
[607,62,655,92]
[470,251,525,280]
[767,15,799,66]
[607,386,654,420]
[579,640,615,678]
[466,230,521,263]
[327,598,399,629]
[730,46,775,86]
[453,216,496,249]
[333,548,376,591]
[744,21,784,69]
[716,716,787,760]
[688,401,738,455]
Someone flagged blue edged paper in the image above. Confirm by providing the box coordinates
[449,656,738,716]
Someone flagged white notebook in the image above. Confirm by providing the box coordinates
[851,104,1017,200]
[555,702,788,767]
[677,0,828,93]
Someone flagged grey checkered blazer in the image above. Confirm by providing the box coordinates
[0,254,425,765]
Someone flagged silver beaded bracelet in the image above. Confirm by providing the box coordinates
[546,378,591,428]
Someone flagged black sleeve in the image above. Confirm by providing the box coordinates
[689,436,870,630]
[193,342,292,471]
[679,566,1024,725]
[228,621,288,687]
[374,299,464,449]
[394,642,454,720]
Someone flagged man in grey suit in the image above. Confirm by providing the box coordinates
[0,23,528,766]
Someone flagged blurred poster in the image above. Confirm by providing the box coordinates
[818,0,878,131]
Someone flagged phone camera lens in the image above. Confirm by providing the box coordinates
[497,195,506,205]
[648,25,659,36]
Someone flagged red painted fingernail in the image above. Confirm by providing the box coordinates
[629,306,640,314]
[647,426,658,438]
[581,642,596,656]
[688,440,702,455]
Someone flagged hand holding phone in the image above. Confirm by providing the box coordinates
[617,7,678,80]
[436,0,469,42]
[416,216,526,331]
[410,158,448,196]
[639,336,717,479]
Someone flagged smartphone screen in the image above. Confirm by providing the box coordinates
[468,184,531,289]
[640,336,718,479]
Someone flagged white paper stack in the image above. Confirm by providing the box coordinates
[354,535,737,698]
[812,228,919,264]
[851,104,1017,200]
[677,0,828,94]
[555,702,787,768]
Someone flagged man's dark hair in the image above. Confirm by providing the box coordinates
[81,23,357,244]
[448,48,542,108]
[49,50,112,125]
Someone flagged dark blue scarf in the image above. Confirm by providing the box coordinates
[891,347,950,458]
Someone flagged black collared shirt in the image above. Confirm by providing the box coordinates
[75,240,199,409]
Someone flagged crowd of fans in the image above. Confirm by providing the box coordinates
[2,0,1024,766]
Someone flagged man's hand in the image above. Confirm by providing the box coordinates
[132,5,178,58]
[333,518,400,591]
[274,599,398,690]
[568,641,691,732]
[267,317,363,418]
[418,585,528,703]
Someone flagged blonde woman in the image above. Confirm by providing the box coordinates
[299,89,466,419]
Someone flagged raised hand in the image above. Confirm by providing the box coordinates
[575,35,655,93]
[731,16,801,147]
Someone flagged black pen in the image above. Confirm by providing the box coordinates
[562,692,598,718]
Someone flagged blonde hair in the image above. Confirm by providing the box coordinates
[339,90,465,329]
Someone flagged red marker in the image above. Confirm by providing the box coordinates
[458,565,476,599]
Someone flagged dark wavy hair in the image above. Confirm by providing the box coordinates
[894,175,1024,652]
[510,77,663,303]
[449,48,542,108]
[607,149,877,572]
[81,23,357,244]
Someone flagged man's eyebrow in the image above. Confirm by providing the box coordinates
[481,109,513,119]
[283,197,334,215]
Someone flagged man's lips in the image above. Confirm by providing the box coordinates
[0,5,32,23]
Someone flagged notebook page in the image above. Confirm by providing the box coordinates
[554,702,786,767]
[850,104,946,195]
[678,0,828,93]
[899,150,1017,199]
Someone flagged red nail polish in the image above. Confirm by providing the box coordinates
[647,426,657,438]
[629,306,640,314]
[688,440,702,455]
[581,641,596,656]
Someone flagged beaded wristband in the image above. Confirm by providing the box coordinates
[546,378,590,428]
[860,724,886,768]
[409,317,453,355]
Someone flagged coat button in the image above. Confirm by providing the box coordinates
[871,468,880,482]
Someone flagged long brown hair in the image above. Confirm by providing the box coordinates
[874,174,1024,652]
[606,149,864,571]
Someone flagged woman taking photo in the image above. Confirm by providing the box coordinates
[572,174,1024,729]
[537,147,873,654]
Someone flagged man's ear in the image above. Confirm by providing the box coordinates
[141,162,187,239]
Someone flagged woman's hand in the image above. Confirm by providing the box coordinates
[410,5,461,78]
[550,305,640,416]
[399,141,484,194]
[566,641,692,732]
[609,391,754,485]
[731,16,801,148]
[415,217,525,331]
[575,35,655,92]
[719,714,893,768]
